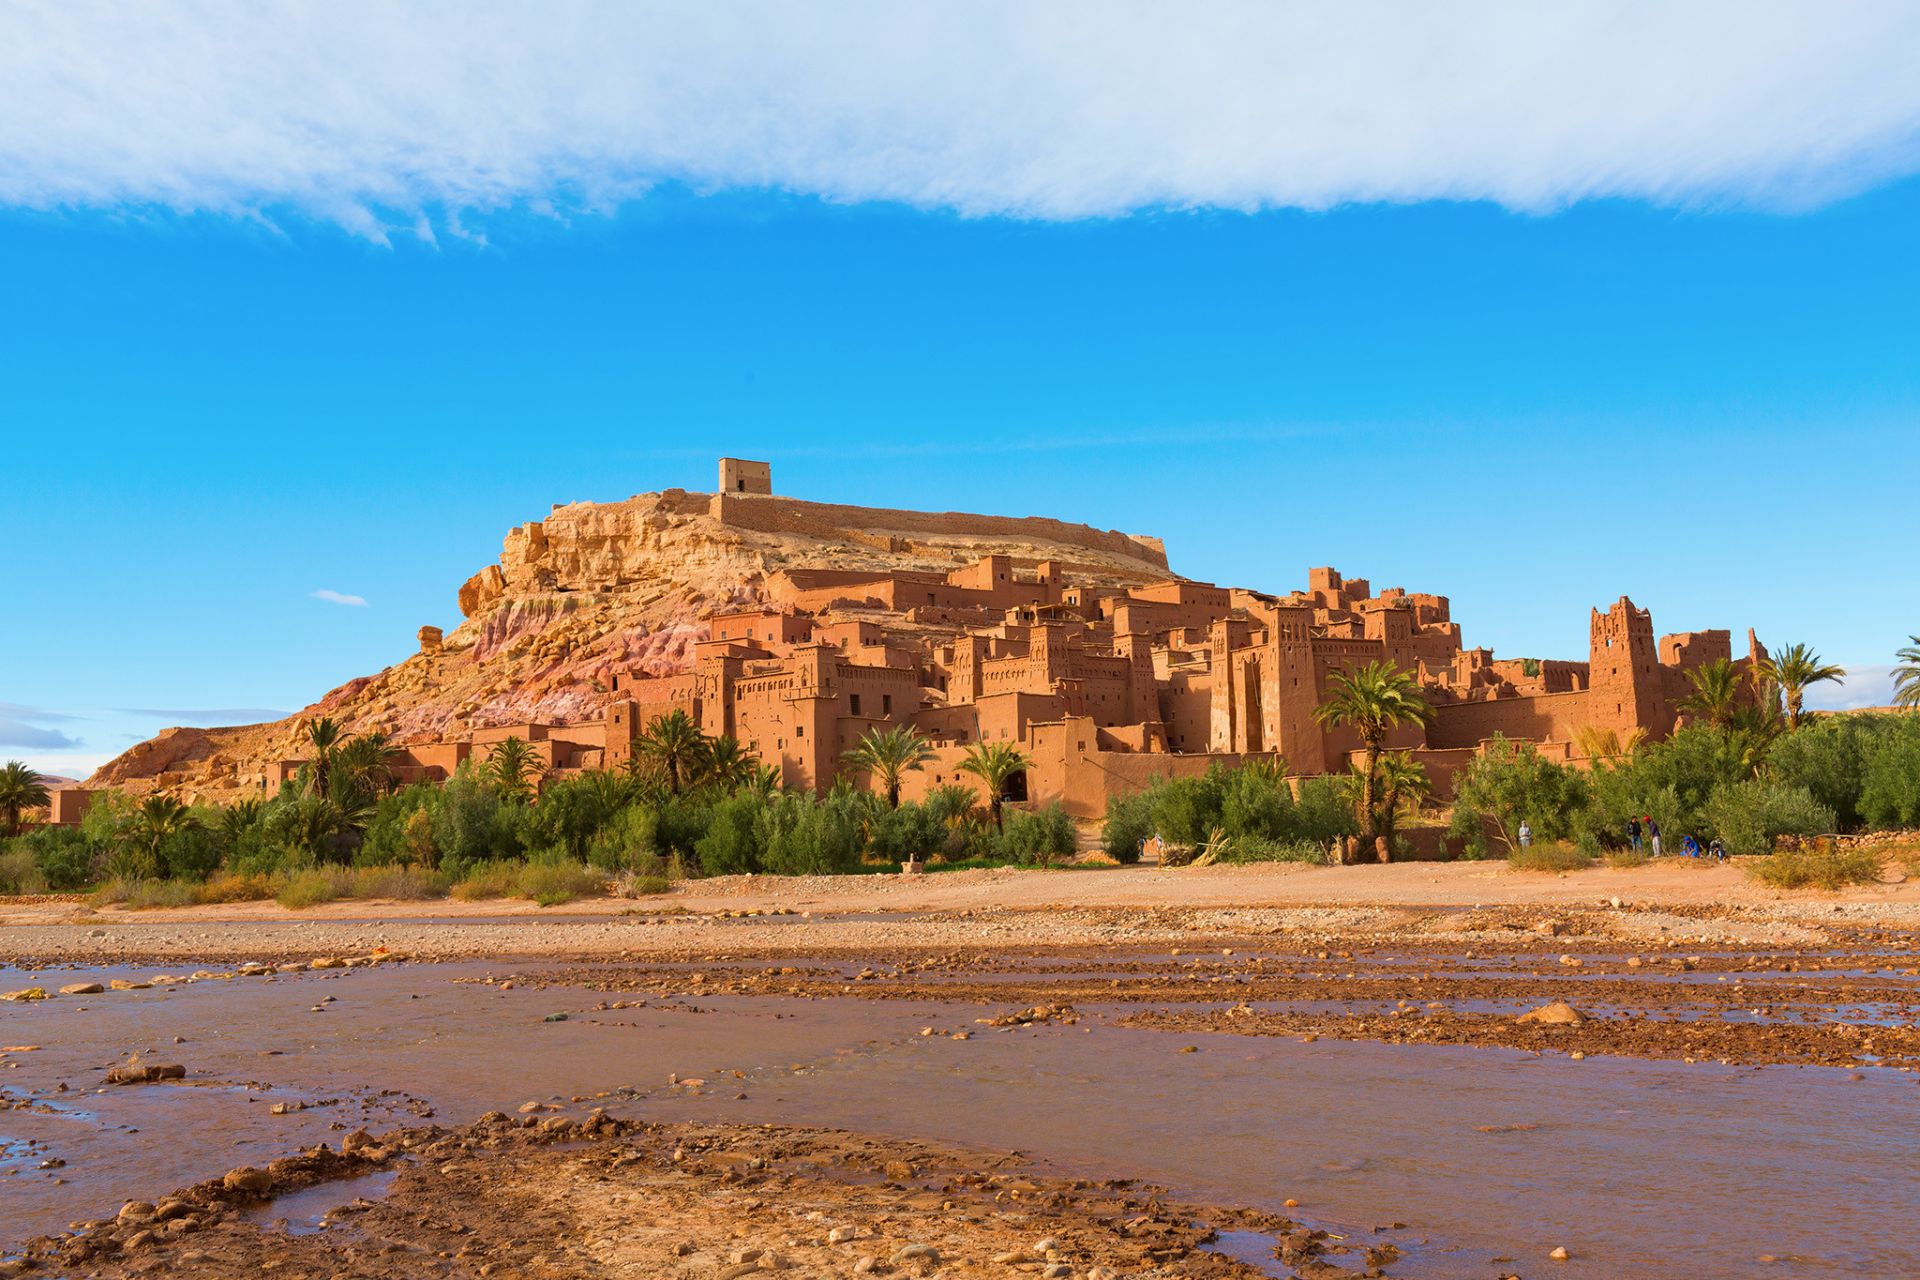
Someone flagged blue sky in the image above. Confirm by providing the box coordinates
[2,5,1918,776]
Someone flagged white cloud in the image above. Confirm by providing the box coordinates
[311,588,369,607]
[1806,665,1896,711]
[3,3,1919,232]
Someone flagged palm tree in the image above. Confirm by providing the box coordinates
[581,768,639,816]
[1572,724,1643,764]
[1727,699,1786,776]
[278,792,358,863]
[1312,660,1432,844]
[635,710,709,796]
[0,761,49,837]
[1756,644,1845,728]
[1677,659,1743,730]
[487,736,544,801]
[1891,636,1920,710]
[743,762,783,801]
[957,741,1030,831]
[703,736,760,790]
[124,795,195,879]
[218,796,264,843]
[1242,755,1290,786]
[332,731,400,801]
[842,725,937,808]
[304,716,343,797]
[1373,751,1432,851]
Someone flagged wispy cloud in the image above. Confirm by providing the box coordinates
[0,703,85,750]
[114,707,289,723]
[311,589,369,607]
[3,4,1919,234]
[0,718,83,750]
[0,702,81,722]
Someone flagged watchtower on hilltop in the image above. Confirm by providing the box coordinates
[718,457,772,495]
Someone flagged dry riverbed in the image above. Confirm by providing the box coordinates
[6,1114,1367,1280]
[6,864,1920,1278]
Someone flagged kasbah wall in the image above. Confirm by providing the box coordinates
[572,460,1764,817]
[49,458,1767,826]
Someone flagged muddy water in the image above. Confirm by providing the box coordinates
[4,960,1917,1277]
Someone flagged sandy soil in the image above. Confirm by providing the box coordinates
[4,860,1916,968]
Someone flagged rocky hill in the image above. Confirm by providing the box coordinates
[88,487,1171,799]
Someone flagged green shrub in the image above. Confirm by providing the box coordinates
[160,822,224,881]
[869,801,947,861]
[1859,718,1920,831]
[517,859,605,907]
[1448,736,1588,855]
[0,846,47,894]
[355,784,439,867]
[351,864,451,900]
[1575,727,1746,850]
[1104,766,1353,864]
[1506,841,1592,873]
[585,803,660,872]
[695,793,766,875]
[79,789,136,854]
[1290,776,1360,847]
[654,794,716,859]
[1701,779,1835,857]
[526,771,638,860]
[1219,767,1295,843]
[450,860,522,900]
[1769,716,1876,830]
[1746,846,1881,890]
[92,877,199,909]
[1101,788,1153,863]
[998,804,1076,866]
[431,766,520,864]
[14,825,95,889]
[1149,771,1226,846]
[277,866,352,909]
[616,872,671,897]
[759,791,863,875]
[1217,836,1326,864]
[194,873,279,904]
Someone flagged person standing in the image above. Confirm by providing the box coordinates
[1627,816,1641,853]
[1518,820,1533,848]
[1647,816,1663,858]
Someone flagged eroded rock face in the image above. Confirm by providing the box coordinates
[89,487,1171,799]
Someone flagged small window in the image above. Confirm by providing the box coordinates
[882,694,892,715]
[796,724,804,737]
[737,479,746,491]
[850,694,862,715]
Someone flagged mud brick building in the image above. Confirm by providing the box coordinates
[594,459,1766,815]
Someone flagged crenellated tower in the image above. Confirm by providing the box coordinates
[1588,596,1667,740]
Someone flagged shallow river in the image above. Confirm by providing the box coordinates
[3,957,1916,1277]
